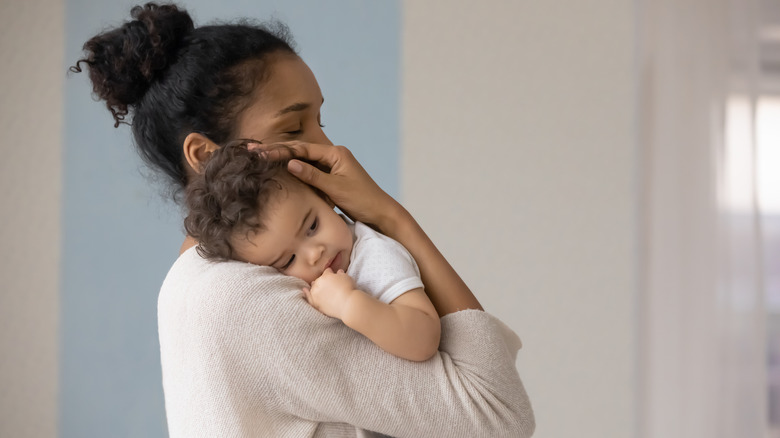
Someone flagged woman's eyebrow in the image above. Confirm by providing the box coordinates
[274,98,325,117]
[275,102,309,117]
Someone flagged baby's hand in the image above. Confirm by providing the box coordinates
[303,268,358,320]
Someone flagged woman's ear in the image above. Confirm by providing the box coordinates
[183,133,220,174]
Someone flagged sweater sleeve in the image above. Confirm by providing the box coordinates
[208,263,535,438]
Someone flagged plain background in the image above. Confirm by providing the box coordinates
[1,0,637,437]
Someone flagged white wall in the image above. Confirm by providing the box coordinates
[0,0,63,437]
[402,2,639,437]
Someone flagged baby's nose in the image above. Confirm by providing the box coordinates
[306,243,325,265]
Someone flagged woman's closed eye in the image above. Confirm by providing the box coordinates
[284,123,325,137]
[283,115,325,137]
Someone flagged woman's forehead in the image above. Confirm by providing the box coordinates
[236,56,323,131]
[263,55,322,102]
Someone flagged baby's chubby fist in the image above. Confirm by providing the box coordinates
[312,268,355,291]
[303,268,358,320]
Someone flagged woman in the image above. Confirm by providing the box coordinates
[73,3,534,437]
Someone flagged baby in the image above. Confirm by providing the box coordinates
[184,142,441,361]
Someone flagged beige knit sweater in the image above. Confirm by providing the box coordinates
[158,247,535,437]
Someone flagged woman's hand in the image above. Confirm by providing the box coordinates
[269,142,404,233]
[266,141,483,316]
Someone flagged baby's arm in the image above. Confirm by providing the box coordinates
[305,269,441,362]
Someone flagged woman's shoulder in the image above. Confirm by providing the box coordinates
[158,246,307,319]
[157,246,339,373]
[164,246,273,287]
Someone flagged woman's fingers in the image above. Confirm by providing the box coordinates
[258,141,336,166]
[272,142,402,232]
[245,141,263,151]
[287,159,326,189]
[284,141,344,168]
[257,143,293,160]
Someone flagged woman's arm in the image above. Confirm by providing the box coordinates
[283,143,483,316]
[177,262,534,437]
[274,304,532,437]
[379,206,483,316]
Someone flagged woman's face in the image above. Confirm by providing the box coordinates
[235,54,332,146]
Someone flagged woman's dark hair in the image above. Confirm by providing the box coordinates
[184,141,292,261]
[70,2,297,196]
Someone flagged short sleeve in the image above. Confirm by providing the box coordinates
[347,222,425,304]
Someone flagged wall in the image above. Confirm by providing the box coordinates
[1,0,642,437]
[0,0,63,437]
[402,2,639,437]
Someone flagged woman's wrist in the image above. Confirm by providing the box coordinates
[371,202,484,316]
[372,197,412,239]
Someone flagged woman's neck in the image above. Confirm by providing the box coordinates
[180,235,198,255]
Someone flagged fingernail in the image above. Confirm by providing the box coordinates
[288,160,302,173]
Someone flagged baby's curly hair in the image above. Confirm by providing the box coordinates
[184,141,292,260]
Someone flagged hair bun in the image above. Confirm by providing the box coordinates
[71,3,194,126]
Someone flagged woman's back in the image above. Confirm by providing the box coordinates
[159,248,314,436]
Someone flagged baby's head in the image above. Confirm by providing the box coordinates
[185,142,353,284]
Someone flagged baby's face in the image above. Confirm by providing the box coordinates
[232,183,354,284]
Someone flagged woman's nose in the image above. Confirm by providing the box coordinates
[304,123,332,146]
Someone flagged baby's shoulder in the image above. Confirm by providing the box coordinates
[351,222,413,263]
[353,221,403,249]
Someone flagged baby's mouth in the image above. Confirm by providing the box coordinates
[326,252,342,272]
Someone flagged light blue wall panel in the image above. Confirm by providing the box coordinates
[62,1,399,436]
